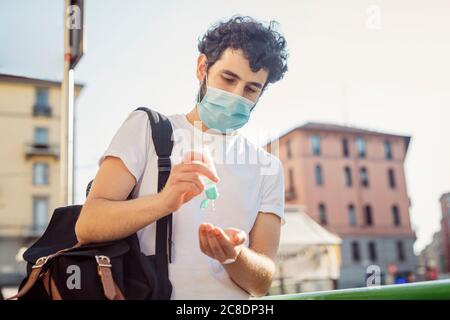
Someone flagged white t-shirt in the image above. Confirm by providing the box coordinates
[98,109,285,299]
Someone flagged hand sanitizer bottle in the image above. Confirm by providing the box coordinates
[197,146,219,210]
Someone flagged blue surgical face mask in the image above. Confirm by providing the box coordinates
[197,69,258,133]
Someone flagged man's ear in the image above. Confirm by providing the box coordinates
[196,54,208,81]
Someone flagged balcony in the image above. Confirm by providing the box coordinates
[24,142,59,159]
[32,104,52,117]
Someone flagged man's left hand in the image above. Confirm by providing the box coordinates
[198,223,247,264]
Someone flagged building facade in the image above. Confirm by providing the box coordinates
[417,231,443,281]
[266,122,417,289]
[439,192,450,274]
[0,74,82,286]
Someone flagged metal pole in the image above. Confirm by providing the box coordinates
[60,0,74,206]
[68,68,75,205]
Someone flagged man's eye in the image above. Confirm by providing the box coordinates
[246,86,256,93]
[222,76,234,83]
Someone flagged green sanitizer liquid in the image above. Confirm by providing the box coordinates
[197,146,219,211]
[200,178,219,210]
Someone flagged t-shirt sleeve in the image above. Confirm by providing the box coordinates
[98,109,150,183]
[259,155,286,226]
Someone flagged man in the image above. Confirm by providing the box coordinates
[76,15,288,299]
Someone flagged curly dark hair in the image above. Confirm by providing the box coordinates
[198,15,288,93]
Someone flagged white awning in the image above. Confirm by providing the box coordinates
[274,206,342,282]
[279,206,341,255]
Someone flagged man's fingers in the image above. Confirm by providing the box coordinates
[225,228,247,245]
[233,231,247,245]
[199,224,213,256]
[207,229,227,262]
[213,227,236,258]
[175,181,202,197]
[182,151,209,165]
[178,163,219,183]
[176,173,205,192]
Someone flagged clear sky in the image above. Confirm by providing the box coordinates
[1,0,449,254]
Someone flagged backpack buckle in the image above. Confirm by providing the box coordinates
[95,255,112,268]
[158,157,171,172]
[32,256,49,269]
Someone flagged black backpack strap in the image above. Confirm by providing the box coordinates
[134,107,174,278]
[86,108,175,274]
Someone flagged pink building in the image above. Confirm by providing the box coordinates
[266,122,417,288]
[439,192,450,273]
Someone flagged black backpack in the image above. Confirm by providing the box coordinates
[9,107,174,300]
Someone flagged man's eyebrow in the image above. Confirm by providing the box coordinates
[221,69,263,89]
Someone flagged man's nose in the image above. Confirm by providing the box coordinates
[231,83,246,97]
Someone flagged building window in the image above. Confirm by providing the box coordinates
[384,140,393,160]
[344,166,352,187]
[348,204,357,226]
[34,127,49,146]
[34,88,51,116]
[286,140,292,159]
[286,167,296,200]
[356,137,366,158]
[364,205,373,226]
[288,168,294,191]
[342,138,349,157]
[388,168,396,189]
[351,242,361,262]
[33,163,49,185]
[360,167,369,188]
[392,205,401,227]
[368,242,377,262]
[318,203,327,225]
[36,88,49,106]
[396,241,406,262]
[315,164,323,186]
[33,196,49,231]
[311,135,321,156]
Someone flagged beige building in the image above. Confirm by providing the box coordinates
[0,73,83,286]
[266,122,417,288]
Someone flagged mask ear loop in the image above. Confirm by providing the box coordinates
[197,61,209,105]
[250,95,260,112]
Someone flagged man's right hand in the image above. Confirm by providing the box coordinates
[158,151,220,213]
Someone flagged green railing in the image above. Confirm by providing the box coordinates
[261,280,450,300]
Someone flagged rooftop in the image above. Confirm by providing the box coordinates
[0,73,84,89]
[266,121,411,153]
